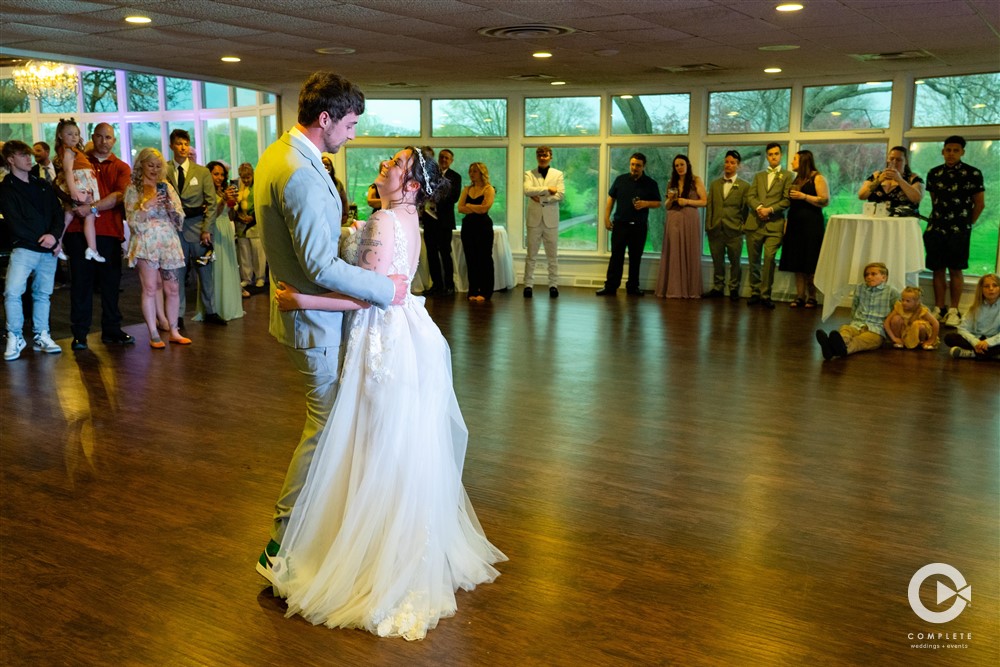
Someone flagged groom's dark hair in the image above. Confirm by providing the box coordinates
[298,72,365,126]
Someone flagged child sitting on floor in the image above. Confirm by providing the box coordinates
[815,262,900,361]
[945,273,1000,361]
[884,286,939,350]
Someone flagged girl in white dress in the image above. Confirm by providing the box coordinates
[269,147,505,640]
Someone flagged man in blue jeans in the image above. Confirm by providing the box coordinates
[0,140,64,361]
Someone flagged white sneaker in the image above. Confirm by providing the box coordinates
[57,250,69,261]
[950,346,975,359]
[84,247,107,263]
[944,308,961,327]
[33,332,62,354]
[4,334,26,361]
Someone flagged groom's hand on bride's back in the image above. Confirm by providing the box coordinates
[389,275,409,304]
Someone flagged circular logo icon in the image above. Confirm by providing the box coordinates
[908,563,972,624]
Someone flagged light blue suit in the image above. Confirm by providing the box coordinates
[256,129,393,541]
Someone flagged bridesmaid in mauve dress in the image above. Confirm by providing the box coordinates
[655,154,707,299]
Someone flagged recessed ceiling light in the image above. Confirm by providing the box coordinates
[776,3,804,11]
[551,81,566,86]
[315,46,356,55]
[125,16,151,24]
[764,67,782,74]
[620,94,633,99]
[221,56,241,63]
[533,51,552,59]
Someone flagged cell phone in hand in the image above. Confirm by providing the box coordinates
[230,179,240,189]
[156,182,167,197]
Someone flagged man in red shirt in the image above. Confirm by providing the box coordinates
[65,123,133,349]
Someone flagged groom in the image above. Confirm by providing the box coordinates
[255,71,409,585]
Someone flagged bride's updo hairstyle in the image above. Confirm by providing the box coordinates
[401,146,450,207]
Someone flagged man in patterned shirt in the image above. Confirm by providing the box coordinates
[924,136,986,327]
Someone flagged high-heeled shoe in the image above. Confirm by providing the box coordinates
[84,247,107,263]
[149,338,166,349]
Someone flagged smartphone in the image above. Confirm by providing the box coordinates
[156,182,167,196]
[230,179,240,188]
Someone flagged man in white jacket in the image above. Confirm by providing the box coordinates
[522,146,565,298]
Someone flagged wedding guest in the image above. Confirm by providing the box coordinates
[857,146,923,218]
[198,161,244,319]
[655,154,706,299]
[166,129,222,326]
[64,123,134,349]
[522,146,565,298]
[884,286,939,350]
[458,161,496,302]
[745,142,793,309]
[945,273,1000,360]
[54,118,104,262]
[815,262,898,361]
[703,150,749,300]
[780,150,828,308]
[123,148,191,349]
[924,136,986,327]
[1,140,63,361]
[321,154,349,225]
[30,141,56,183]
[422,148,460,296]
[597,153,662,296]
[234,162,267,290]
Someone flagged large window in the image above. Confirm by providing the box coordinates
[798,142,887,217]
[432,98,507,137]
[525,96,600,136]
[357,99,420,137]
[913,73,1000,127]
[523,146,601,250]
[127,73,159,112]
[202,118,231,165]
[610,94,689,135]
[708,88,791,134]
[236,116,259,166]
[81,69,117,113]
[203,82,230,109]
[128,121,162,157]
[910,139,999,275]
[165,77,193,111]
[452,147,507,227]
[802,82,891,131]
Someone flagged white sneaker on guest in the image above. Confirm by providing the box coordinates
[33,332,62,354]
[57,250,69,261]
[944,308,961,327]
[84,247,106,263]
[4,334,26,361]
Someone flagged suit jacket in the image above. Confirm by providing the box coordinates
[256,130,393,350]
[435,168,462,230]
[30,163,56,184]
[165,160,218,242]
[706,176,750,233]
[744,168,793,235]
[524,167,565,228]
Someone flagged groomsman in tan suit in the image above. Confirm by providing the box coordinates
[704,149,750,301]
[745,142,793,309]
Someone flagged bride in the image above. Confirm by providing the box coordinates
[268,147,506,640]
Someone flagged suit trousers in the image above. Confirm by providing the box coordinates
[838,325,885,355]
[177,227,215,316]
[707,226,744,294]
[271,344,341,542]
[604,221,647,291]
[745,229,782,298]
[65,232,124,339]
[523,223,559,287]
[237,237,266,284]
[423,219,455,291]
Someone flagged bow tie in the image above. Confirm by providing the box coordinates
[724,179,733,183]
[768,167,780,174]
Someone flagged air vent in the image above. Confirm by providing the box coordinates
[371,81,426,89]
[506,73,556,81]
[657,63,723,73]
[849,50,933,62]
[478,24,576,39]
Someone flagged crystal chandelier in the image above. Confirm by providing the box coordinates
[12,61,79,104]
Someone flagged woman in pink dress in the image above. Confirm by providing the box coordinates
[655,154,707,298]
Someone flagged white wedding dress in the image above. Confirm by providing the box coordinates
[273,211,506,640]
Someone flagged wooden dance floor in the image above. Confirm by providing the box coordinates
[2,288,997,665]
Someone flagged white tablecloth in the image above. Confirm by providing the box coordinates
[814,214,924,321]
[411,226,515,294]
